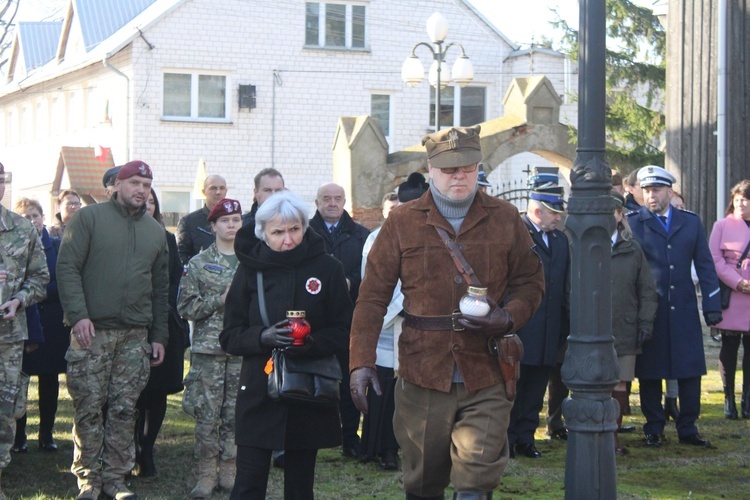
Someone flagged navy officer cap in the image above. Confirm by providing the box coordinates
[530,185,566,214]
[637,165,676,188]
[102,166,121,187]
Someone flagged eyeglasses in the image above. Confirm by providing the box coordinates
[437,164,478,175]
[64,202,82,208]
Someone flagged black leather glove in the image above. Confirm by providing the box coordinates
[259,319,293,348]
[457,297,514,337]
[704,311,723,327]
[636,329,652,348]
[283,336,314,357]
[350,367,382,414]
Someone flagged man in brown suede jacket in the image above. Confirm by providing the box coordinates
[349,125,545,500]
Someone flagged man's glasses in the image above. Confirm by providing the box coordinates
[438,164,478,175]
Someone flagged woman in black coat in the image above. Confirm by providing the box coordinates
[134,189,188,476]
[14,198,67,452]
[220,191,352,500]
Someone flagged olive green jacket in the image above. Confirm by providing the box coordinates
[57,196,169,346]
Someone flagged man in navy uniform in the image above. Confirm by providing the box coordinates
[507,184,569,458]
[627,165,722,448]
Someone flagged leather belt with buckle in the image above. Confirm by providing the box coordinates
[403,311,464,332]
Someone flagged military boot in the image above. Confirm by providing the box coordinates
[189,458,218,499]
[218,457,236,491]
[102,481,137,499]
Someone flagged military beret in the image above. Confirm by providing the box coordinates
[117,161,153,181]
[102,166,121,187]
[421,125,482,169]
[207,198,242,222]
[530,185,566,214]
[397,172,429,203]
[637,165,676,188]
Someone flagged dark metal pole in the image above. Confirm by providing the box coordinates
[435,41,443,131]
[562,0,619,498]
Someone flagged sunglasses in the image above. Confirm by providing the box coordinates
[437,164,478,175]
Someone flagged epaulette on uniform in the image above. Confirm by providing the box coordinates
[675,207,699,217]
[625,209,638,217]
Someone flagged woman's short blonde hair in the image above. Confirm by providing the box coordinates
[14,197,44,215]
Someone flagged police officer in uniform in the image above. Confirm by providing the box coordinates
[628,165,722,448]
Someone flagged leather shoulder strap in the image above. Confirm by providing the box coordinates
[256,271,270,327]
[738,239,750,269]
[434,226,481,286]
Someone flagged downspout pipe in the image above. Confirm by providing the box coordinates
[717,0,727,218]
[103,55,130,162]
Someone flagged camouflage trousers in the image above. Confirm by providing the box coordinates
[182,352,241,461]
[65,328,151,489]
[0,341,23,469]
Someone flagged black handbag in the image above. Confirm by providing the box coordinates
[719,239,750,310]
[257,272,342,406]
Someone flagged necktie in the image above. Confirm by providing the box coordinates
[329,225,335,234]
[658,215,667,225]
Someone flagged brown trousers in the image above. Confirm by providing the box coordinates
[394,378,512,497]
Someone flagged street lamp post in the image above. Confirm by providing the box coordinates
[401,12,474,131]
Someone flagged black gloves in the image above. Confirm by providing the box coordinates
[636,329,652,348]
[283,336,315,357]
[704,311,723,327]
[259,319,293,348]
[458,297,514,337]
[350,367,382,414]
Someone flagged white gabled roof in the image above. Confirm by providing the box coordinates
[459,0,519,51]
[1,0,187,97]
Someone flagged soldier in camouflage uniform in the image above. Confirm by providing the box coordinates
[57,161,168,500]
[0,162,50,500]
[178,198,242,499]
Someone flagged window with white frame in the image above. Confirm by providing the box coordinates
[159,190,192,229]
[429,86,487,129]
[162,71,229,121]
[371,93,393,151]
[305,2,366,49]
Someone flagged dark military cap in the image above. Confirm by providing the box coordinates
[102,166,121,187]
[421,125,482,169]
[530,185,566,213]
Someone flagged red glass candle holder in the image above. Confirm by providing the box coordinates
[287,310,311,346]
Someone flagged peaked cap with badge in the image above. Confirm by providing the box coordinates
[637,165,676,188]
[527,166,566,213]
[422,125,482,169]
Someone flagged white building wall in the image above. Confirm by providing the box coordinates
[1,0,579,215]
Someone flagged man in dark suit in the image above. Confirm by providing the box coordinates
[309,182,370,458]
[507,185,569,458]
[175,175,227,264]
[628,165,722,448]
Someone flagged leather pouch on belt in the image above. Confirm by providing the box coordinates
[488,334,524,401]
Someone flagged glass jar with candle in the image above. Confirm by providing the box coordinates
[459,287,491,317]
[286,310,311,346]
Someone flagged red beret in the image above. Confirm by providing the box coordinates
[207,198,242,222]
[117,160,153,181]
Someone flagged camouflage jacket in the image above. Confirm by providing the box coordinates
[178,243,238,355]
[0,206,50,343]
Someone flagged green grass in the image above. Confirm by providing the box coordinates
[4,332,749,499]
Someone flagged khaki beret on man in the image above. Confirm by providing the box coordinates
[422,125,482,169]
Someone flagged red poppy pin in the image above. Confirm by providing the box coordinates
[306,277,322,295]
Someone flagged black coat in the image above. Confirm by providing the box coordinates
[142,231,186,396]
[23,228,68,375]
[516,215,570,367]
[220,228,353,450]
[176,205,215,264]
[309,210,370,306]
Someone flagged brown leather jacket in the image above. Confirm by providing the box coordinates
[350,190,545,393]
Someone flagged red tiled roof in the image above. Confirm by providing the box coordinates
[53,147,115,199]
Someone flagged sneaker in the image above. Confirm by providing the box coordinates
[102,482,137,500]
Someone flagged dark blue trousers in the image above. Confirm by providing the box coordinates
[639,376,701,438]
[507,364,552,446]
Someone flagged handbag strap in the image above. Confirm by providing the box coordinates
[737,239,750,269]
[434,226,481,286]
[256,271,270,328]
